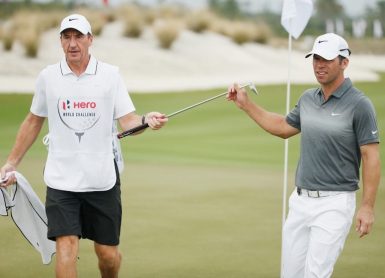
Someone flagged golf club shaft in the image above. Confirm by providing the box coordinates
[117,84,251,139]
[167,91,227,118]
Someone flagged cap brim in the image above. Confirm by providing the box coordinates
[60,26,89,35]
[304,51,338,60]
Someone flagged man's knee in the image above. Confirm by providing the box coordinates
[95,244,121,268]
[56,235,79,262]
[100,250,121,268]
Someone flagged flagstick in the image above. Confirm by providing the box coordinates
[280,22,292,278]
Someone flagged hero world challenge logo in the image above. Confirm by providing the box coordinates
[57,97,101,142]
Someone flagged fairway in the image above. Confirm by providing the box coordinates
[0,77,384,277]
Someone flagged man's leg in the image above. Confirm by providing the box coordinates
[94,243,122,278]
[305,192,356,278]
[56,235,79,278]
[282,191,311,278]
[46,187,82,277]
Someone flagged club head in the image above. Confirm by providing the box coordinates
[241,82,258,95]
[249,83,258,95]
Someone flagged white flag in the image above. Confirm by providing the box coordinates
[281,0,313,39]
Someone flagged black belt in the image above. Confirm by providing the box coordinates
[297,187,346,198]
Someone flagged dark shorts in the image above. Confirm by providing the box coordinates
[45,169,121,246]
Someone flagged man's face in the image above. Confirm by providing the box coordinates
[312,54,348,86]
[60,29,93,65]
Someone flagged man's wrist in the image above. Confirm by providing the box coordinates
[6,160,17,168]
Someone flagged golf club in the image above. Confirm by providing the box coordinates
[117,83,258,139]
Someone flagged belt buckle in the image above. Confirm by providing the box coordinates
[307,190,320,198]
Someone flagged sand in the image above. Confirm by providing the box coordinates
[1,21,384,94]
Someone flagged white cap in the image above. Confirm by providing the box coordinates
[60,14,92,35]
[305,33,351,60]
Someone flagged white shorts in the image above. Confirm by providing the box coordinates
[282,189,356,278]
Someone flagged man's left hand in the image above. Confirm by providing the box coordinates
[355,205,375,238]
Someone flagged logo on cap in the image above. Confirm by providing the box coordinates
[318,40,327,43]
[69,18,78,21]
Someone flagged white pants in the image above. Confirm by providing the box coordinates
[282,190,356,278]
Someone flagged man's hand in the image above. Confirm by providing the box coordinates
[355,205,375,238]
[144,112,168,130]
[0,163,17,187]
[226,83,250,110]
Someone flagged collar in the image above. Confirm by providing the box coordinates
[316,78,353,100]
[60,55,98,76]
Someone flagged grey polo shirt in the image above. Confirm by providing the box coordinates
[286,78,379,191]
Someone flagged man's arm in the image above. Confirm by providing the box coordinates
[355,143,381,238]
[117,112,168,135]
[227,84,300,139]
[0,113,45,186]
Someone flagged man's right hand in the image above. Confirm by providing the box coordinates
[0,163,17,187]
[226,83,250,110]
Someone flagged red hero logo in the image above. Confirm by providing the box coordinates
[62,100,97,110]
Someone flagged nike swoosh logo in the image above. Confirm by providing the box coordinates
[331,112,342,116]
[372,130,378,135]
[69,18,78,21]
[318,40,328,43]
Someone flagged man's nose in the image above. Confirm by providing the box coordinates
[315,59,326,67]
[69,36,77,47]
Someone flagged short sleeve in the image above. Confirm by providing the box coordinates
[286,100,301,130]
[30,70,48,117]
[113,73,136,119]
[353,97,380,146]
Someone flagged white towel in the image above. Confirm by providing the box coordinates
[0,172,56,264]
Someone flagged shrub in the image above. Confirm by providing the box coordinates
[224,21,272,45]
[120,5,145,38]
[3,35,14,51]
[10,11,38,57]
[185,10,214,33]
[123,16,143,38]
[228,21,257,44]
[253,21,272,44]
[209,17,232,36]
[105,10,117,23]
[1,23,15,51]
[8,10,64,57]
[153,19,181,49]
[19,27,40,58]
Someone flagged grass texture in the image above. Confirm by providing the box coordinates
[0,76,384,277]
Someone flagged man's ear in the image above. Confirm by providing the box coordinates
[341,58,349,70]
[88,34,93,45]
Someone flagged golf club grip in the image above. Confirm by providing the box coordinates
[117,123,149,139]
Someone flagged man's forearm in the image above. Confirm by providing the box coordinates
[7,113,45,167]
[360,144,381,208]
[242,101,299,139]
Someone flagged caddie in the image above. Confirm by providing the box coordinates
[0,13,168,278]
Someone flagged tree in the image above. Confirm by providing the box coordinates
[315,0,344,20]
[208,0,241,19]
[378,0,385,24]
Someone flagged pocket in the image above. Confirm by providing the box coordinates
[344,192,356,219]
[288,190,298,209]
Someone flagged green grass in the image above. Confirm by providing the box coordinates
[0,75,384,277]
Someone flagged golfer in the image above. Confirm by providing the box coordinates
[0,14,167,278]
[227,33,380,277]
